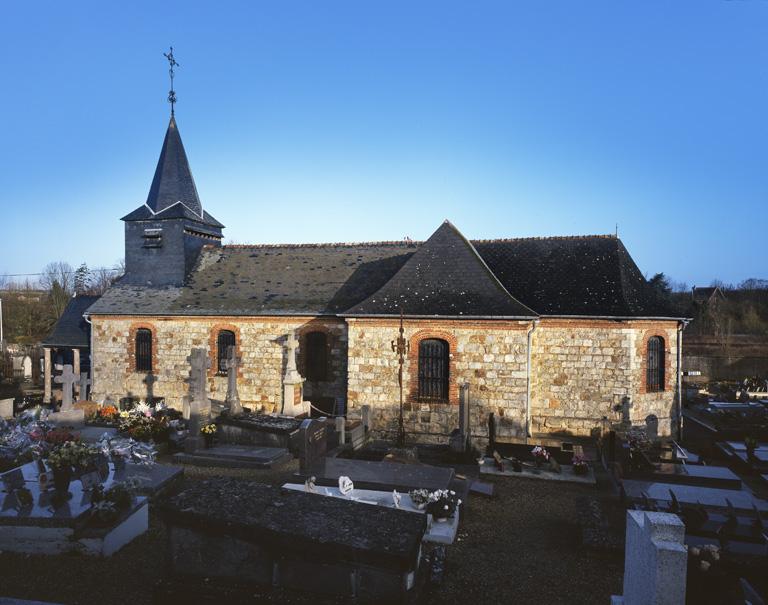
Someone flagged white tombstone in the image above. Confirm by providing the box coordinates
[22,355,32,381]
[611,510,687,605]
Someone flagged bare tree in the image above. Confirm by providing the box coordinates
[40,261,74,319]
[89,266,118,295]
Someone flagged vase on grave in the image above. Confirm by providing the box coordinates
[52,466,72,493]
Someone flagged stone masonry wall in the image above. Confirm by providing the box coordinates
[90,315,347,413]
[530,319,679,437]
[346,318,530,444]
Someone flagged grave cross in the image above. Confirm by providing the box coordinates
[224,345,242,415]
[143,373,157,402]
[390,308,409,447]
[54,364,78,411]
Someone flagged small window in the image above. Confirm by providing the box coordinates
[217,330,236,375]
[305,332,328,381]
[418,339,449,402]
[646,336,665,393]
[135,329,153,372]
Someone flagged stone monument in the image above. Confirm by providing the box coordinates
[282,333,309,417]
[611,510,687,605]
[79,372,91,402]
[184,348,212,453]
[22,355,32,382]
[49,364,85,425]
[224,345,243,416]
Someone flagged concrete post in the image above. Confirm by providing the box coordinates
[43,347,51,404]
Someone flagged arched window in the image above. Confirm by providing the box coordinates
[217,330,236,375]
[646,336,665,393]
[305,331,328,381]
[418,339,449,402]
[135,329,153,372]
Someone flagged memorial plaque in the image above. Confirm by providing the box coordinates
[1,468,25,492]
[299,418,327,473]
[80,471,102,491]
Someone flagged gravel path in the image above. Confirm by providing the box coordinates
[0,460,623,604]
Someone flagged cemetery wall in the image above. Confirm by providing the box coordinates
[89,315,347,412]
[346,318,531,444]
[530,319,680,437]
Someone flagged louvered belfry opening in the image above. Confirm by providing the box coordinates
[135,329,153,372]
[418,338,449,402]
[305,331,328,381]
[646,336,665,392]
[217,330,236,375]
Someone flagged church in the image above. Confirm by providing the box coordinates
[85,113,684,443]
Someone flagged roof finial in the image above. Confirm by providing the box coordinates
[615,222,618,238]
[163,46,179,116]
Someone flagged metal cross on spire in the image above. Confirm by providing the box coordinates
[163,46,179,115]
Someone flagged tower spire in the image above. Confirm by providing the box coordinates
[163,46,179,116]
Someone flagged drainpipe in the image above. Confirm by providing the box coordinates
[525,319,539,441]
[84,313,93,400]
[676,319,689,442]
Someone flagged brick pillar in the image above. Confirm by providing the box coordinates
[43,347,51,404]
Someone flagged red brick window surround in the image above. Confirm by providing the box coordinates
[408,330,459,405]
[208,324,241,378]
[127,322,157,376]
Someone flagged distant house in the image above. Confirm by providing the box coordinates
[85,114,686,440]
[41,295,99,402]
[691,286,726,306]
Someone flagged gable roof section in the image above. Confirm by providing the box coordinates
[474,235,678,317]
[345,221,535,317]
[43,295,100,347]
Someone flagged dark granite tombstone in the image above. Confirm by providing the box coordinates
[299,417,327,473]
[216,412,302,452]
[157,478,427,602]
[300,458,454,493]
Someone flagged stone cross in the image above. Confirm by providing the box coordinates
[185,348,211,452]
[54,364,78,411]
[224,345,242,416]
[79,372,91,402]
[284,333,301,382]
[143,373,157,402]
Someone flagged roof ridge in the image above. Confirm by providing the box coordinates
[221,240,421,249]
[471,234,618,244]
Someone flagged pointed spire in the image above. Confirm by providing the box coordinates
[145,115,203,217]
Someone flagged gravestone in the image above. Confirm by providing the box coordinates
[621,396,633,425]
[335,416,346,445]
[487,412,497,455]
[143,373,157,402]
[54,365,77,411]
[49,365,85,425]
[224,345,242,416]
[282,334,309,417]
[611,510,687,605]
[450,383,471,452]
[0,398,13,419]
[79,372,91,401]
[361,404,371,432]
[299,417,328,473]
[646,414,659,441]
[22,355,32,381]
[184,348,211,453]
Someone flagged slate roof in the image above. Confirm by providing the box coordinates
[346,221,535,317]
[87,224,681,319]
[42,295,100,347]
[121,116,223,229]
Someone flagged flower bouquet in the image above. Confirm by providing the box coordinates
[426,489,462,522]
[531,446,549,468]
[409,488,431,510]
[200,423,217,448]
[46,441,98,492]
[572,455,589,475]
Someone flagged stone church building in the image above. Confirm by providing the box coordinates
[86,115,684,442]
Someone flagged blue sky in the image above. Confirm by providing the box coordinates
[1,1,766,286]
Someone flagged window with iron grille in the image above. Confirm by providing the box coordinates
[305,331,328,381]
[135,329,153,372]
[217,330,236,375]
[418,339,449,402]
[646,336,665,392]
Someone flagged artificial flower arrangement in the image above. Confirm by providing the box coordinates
[408,488,462,520]
[118,413,170,443]
[44,428,81,446]
[572,455,589,475]
[200,423,217,436]
[531,446,550,465]
[46,441,98,471]
[90,478,141,524]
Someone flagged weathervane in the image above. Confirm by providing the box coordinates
[391,308,410,447]
[163,46,179,115]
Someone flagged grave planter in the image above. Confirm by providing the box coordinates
[53,466,72,493]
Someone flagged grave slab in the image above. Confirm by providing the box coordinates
[216,413,301,451]
[158,478,427,602]
[299,458,454,493]
[627,463,742,490]
[479,457,597,485]
[46,409,85,427]
[172,444,292,469]
[282,482,460,545]
[0,462,148,556]
[622,479,768,513]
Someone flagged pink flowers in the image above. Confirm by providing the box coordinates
[531,446,549,461]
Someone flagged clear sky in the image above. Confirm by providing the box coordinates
[1,1,766,287]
